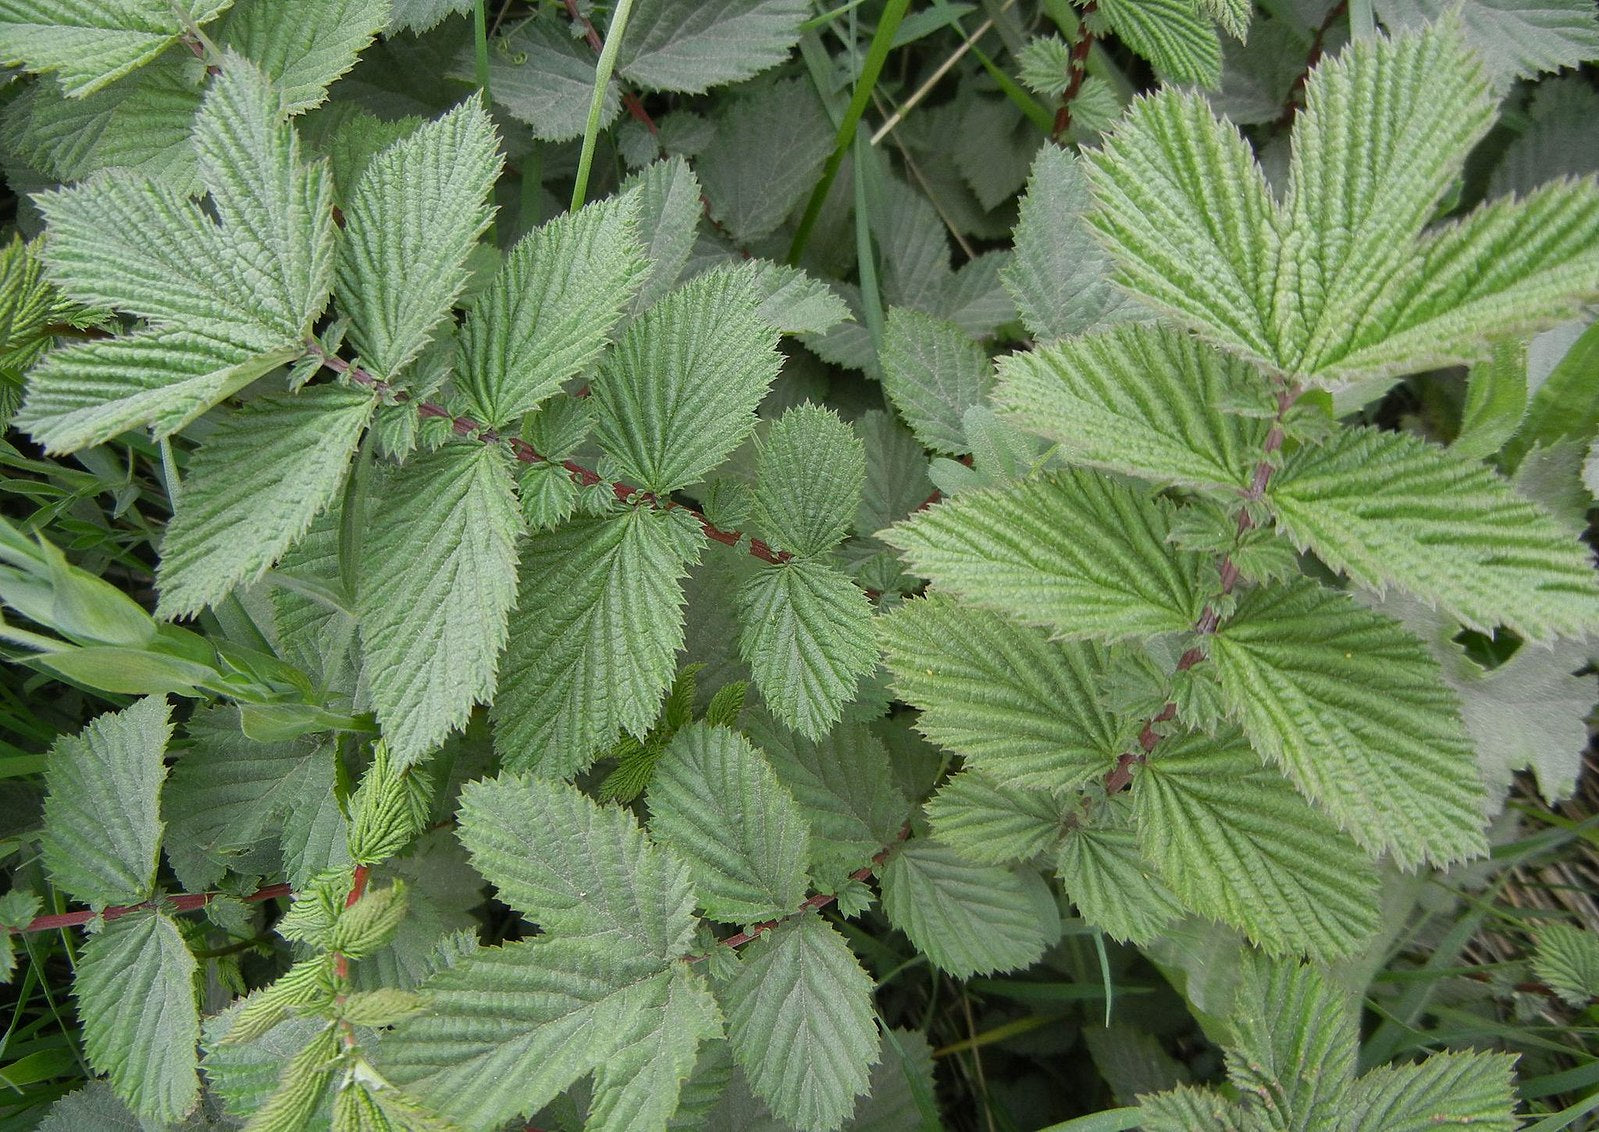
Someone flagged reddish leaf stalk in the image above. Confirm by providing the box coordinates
[1052,0,1098,141]
[310,345,792,568]
[12,883,292,935]
[563,0,659,135]
[1278,0,1348,128]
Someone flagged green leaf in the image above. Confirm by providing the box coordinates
[880,839,1059,978]
[457,771,697,955]
[1056,811,1185,946]
[696,77,833,244]
[623,156,703,315]
[218,0,387,114]
[0,0,227,97]
[387,0,468,33]
[1222,953,1355,1126]
[1133,728,1380,961]
[737,559,877,740]
[591,265,782,494]
[1507,318,1599,469]
[157,384,374,617]
[1096,0,1222,86]
[1001,144,1142,343]
[617,0,810,94]
[925,770,1067,866]
[721,913,880,1132]
[465,17,619,143]
[457,193,647,429]
[747,262,852,337]
[647,723,811,923]
[494,508,702,778]
[1269,425,1599,640]
[882,472,1208,641]
[74,911,199,1124]
[336,95,500,382]
[1199,0,1250,40]
[42,697,170,907]
[878,595,1125,791]
[589,964,724,1132]
[1532,922,1599,1006]
[381,936,697,1129]
[1209,579,1488,869]
[996,322,1270,493]
[1138,1085,1246,1131]
[1375,0,1599,88]
[879,308,993,457]
[359,443,522,766]
[1453,338,1527,460]
[750,404,864,558]
[1344,1050,1518,1131]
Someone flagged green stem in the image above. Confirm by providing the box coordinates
[472,0,492,98]
[570,0,636,212]
[787,0,912,265]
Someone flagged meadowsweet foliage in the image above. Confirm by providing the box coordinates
[3,2,1598,1130]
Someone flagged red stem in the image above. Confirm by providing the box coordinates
[1052,1,1098,141]
[1278,0,1348,128]
[14,883,292,935]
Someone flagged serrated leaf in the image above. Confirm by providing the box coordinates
[1533,922,1599,1006]
[721,913,880,1131]
[1097,0,1222,86]
[1002,145,1141,342]
[997,322,1270,492]
[1133,728,1380,961]
[387,0,468,33]
[647,723,810,922]
[880,840,1059,978]
[494,507,702,778]
[623,156,703,314]
[1199,0,1251,39]
[882,471,1208,641]
[737,559,877,740]
[1138,1084,1246,1131]
[74,911,199,1124]
[879,308,993,456]
[43,697,170,907]
[589,963,724,1132]
[380,937,690,1129]
[0,0,227,97]
[359,443,522,766]
[458,194,646,428]
[696,77,832,243]
[747,262,851,337]
[1269,425,1599,640]
[218,0,387,114]
[336,95,500,382]
[457,772,697,956]
[157,384,373,617]
[1345,1050,1518,1131]
[1375,0,1599,88]
[1210,578,1488,869]
[878,594,1125,791]
[750,404,864,558]
[464,17,618,142]
[617,0,810,94]
[1222,953,1355,1126]
[924,771,1066,865]
[592,266,781,494]
[1056,815,1185,945]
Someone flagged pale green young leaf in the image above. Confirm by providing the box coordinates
[647,722,811,923]
[737,559,877,740]
[336,95,501,382]
[1375,0,1599,89]
[880,840,1059,978]
[1532,922,1599,1006]
[74,911,199,1125]
[1199,0,1251,39]
[218,0,388,114]
[37,1081,156,1132]
[589,964,724,1132]
[617,0,811,94]
[1096,0,1222,86]
[1133,728,1380,961]
[746,262,851,337]
[1344,1050,1518,1131]
[1269,425,1599,640]
[721,912,880,1132]
[623,156,703,314]
[380,937,677,1129]
[0,0,228,97]
[751,404,864,558]
[494,508,702,778]
[1002,145,1142,343]
[1210,579,1488,869]
[925,772,1067,867]
[157,385,374,617]
[1507,318,1599,469]
[359,444,522,766]
[879,308,992,456]
[1056,812,1186,946]
[996,322,1270,492]
[1222,953,1355,1126]
[878,595,1125,792]
[457,194,647,429]
[592,265,782,494]
[746,717,909,884]
[43,697,170,907]
[882,472,1209,641]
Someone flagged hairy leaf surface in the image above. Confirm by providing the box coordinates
[750,405,864,559]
